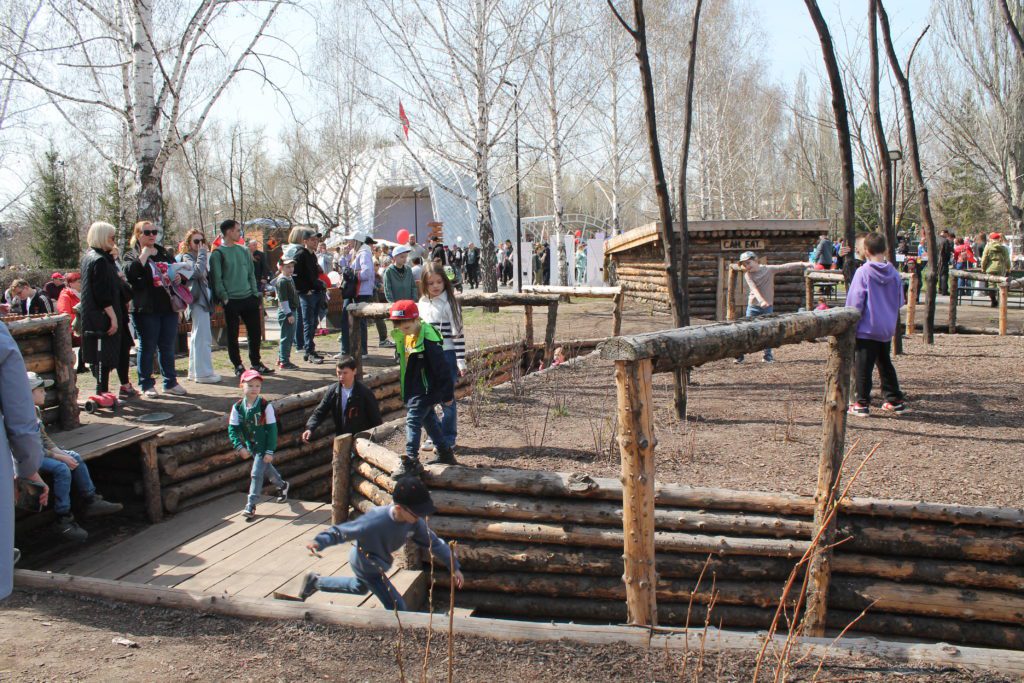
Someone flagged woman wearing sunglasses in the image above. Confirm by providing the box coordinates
[178,229,221,384]
[123,221,187,398]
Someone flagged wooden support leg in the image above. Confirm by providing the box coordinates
[999,285,1009,336]
[948,272,958,333]
[543,301,558,366]
[140,440,163,523]
[905,272,918,336]
[352,317,364,381]
[331,435,353,525]
[803,328,854,636]
[612,291,624,336]
[726,268,737,322]
[805,276,814,312]
[614,359,658,627]
[523,305,534,349]
[51,324,80,429]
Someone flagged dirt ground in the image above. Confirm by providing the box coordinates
[0,591,1005,682]
[386,332,1024,507]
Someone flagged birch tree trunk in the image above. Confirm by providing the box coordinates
[133,0,163,227]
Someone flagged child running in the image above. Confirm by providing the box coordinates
[296,476,463,609]
[229,369,289,519]
[389,299,456,477]
[274,256,300,370]
[846,232,907,417]
[418,261,465,456]
[735,251,809,363]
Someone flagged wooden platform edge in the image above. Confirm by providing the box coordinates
[13,569,1024,676]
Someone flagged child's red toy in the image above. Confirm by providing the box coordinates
[84,392,119,414]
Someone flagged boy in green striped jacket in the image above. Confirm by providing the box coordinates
[229,370,289,519]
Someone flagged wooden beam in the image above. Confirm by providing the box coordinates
[522,285,621,298]
[905,270,919,336]
[600,308,861,367]
[50,319,79,429]
[331,435,353,524]
[803,327,855,636]
[543,301,559,365]
[950,269,1010,285]
[139,439,163,522]
[948,271,958,333]
[805,273,815,311]
[351,315,364,381]
[523,305,534,349]
[999,285,1009,336]
[612,290,624,336]
[614,359,658,626]
[726,266,738,321]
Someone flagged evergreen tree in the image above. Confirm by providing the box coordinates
[27,150,81,269]
[938,163,997,235]
[853,182,880,233]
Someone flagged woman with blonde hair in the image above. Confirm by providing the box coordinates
[177,228,220,383]
[80,221,136,397]
[123,220,186,398]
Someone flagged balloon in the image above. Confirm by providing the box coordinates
[396,229,410,244]
[574,230,583,238]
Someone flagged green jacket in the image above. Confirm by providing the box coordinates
[981,243,1011,276]
[210,244,258,303]
[227,397,278,456]
[391,320,454,403]
[383,264,417,303]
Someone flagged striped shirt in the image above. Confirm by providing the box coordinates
[418,291,465,371]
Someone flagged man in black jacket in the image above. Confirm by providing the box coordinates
[301,355,383,441]
[292,228,325,364]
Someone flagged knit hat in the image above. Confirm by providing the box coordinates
[239,369,264,385]
[392,476,437,517]
[389,300,419,320]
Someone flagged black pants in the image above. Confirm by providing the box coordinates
[224,296,263,368]
[466,264,480,288]
[91,332,132,393]
[939,263,950,295]
[854,338,903,407]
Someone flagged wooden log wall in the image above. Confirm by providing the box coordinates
[6,314,80,429]
[610,235,813,319]
[347,438,1024,650]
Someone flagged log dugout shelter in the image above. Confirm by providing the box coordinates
[606,219,828,320]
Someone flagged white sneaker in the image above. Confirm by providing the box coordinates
[194,374,222,384]
[164,384,188,396]
[143,388,159,398]
[421,438,435,452]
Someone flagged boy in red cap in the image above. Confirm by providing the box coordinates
[229,369,288,519]
[388,299,456,477]
[43,272,65,301]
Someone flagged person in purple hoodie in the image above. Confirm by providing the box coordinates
[846,232,906,417]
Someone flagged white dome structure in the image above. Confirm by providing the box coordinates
[322,145,515,248]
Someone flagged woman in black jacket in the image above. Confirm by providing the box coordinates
[80,222,135,397]
[123,220,185,398]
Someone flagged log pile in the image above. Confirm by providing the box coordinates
[152,340,532,513]
[7,314,79,429]
[348,438,1024,649]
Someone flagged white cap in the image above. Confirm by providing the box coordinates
[739,251,757,263]
[345,230,376,245]
[392,244,412,257]
[27,371,54,390]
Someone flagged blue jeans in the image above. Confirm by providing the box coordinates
[38,451,94,515]
[132,311,179,390]
[278,311,295,363]
[405,394,446,460]
[339,295,371,355]
[737,305,774,362]
[317,548,406,610]
[299,292,322,354]
[247,453,285,508]
[439,349,458,448]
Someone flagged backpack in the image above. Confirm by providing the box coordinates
[341,266,358,299]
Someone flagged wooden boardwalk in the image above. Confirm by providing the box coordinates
[54,494,424,609]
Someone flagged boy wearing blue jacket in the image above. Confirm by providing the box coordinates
[388,299,457,477]
[845,232,907,417]
[297,476,463,610]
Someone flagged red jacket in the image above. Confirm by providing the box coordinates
[56,287,80,342]
[954,243,977,266]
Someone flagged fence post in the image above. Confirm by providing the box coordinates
[523,305,534,349]
[726,267,738,321]
[905,270,919,336]
[331,434,353,525]
[805,272,814,312]
[999,283,1009,336]
[543,301,558,365]
[803,327,855,636]
[351,310,364,381]
[614,358,658,627]
[947,271,958,333]
[612,290,624,335]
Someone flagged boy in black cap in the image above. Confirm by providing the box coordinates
[296,476,463,610]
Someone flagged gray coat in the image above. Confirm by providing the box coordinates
[178,249,212,312]
[0,320,45,600]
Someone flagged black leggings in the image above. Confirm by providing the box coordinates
[92,333,132,393]
[854,338,904,407]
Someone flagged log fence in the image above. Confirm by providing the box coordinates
[948,269,1024,336]
[5,313,79,429]
[521,285,624,336]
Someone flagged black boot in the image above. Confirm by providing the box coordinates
[393,456,424,479]
[53,514,88,543]
[425,446,458,466]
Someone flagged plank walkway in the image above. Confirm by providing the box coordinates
[52,422,163,462]
[57,494,422,609]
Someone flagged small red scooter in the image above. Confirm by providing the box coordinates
[83,392,119,414]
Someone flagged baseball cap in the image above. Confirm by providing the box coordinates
[51,272,65,280]
[280,256,296,265]
[26,371,54,390]
[738,251,757,263]
[239,369,264,385]
[346,230,376,245]
[393,244,412,257]
[990,232,1003,240]
[65,272,81,283]
[389,300,419,320]
[392,476,437,517]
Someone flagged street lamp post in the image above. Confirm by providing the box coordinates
[888,148,904,353]
[503,79,523,292]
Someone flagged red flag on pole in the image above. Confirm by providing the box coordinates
[398,99,410,139]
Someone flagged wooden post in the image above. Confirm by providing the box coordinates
[612,290,624,336]
[523,305,534,349]
[805,273,814,312]
[726,268,738,321]
[614,359,658,627]
[999,284,1009,336]
[139,440,163,523]
[947,271,958,333]
[543,301,558,365]
[905,270,918,336]
[803,328,855,636]
[50,320,80,429]
[351,313,364,381]
[331,435,353,524]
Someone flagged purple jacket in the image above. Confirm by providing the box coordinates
[845,260,904,341]
[351,245,375,297]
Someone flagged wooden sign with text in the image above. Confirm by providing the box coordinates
[721,238,765,251]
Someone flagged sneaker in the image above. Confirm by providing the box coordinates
[421,438,435,453]
[194,374,222,384]
[118,384,139,399]
[298,571,319,601]
[278,361,300,370]
[304,353,324,365]
[234,365,247,377]
[83,494,123,518]
[242,504,256,520]
[143,387,159,399]
[425,447,458,466]
[276,481,290,503]
[882,401,907,414]
[13,548,20,566]
[252,363,275,374]
[53,514,88,542]
[763,357,775,363]
[379,339,396,348]
[164,384,188,396]
[847,403,870,417]
[393,456,424,479]
[734,357,744,364]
